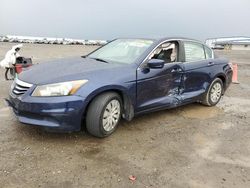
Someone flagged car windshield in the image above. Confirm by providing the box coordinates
[88,39,154,64]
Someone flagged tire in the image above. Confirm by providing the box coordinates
[202,78,223,106]
[86,92,122,138]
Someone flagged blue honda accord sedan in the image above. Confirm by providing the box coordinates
[6,38,232,137]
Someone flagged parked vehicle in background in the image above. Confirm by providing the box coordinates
[6,38,233,137]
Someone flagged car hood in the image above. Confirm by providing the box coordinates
[19,57,134,85]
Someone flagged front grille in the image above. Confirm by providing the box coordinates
[12,78,33,96]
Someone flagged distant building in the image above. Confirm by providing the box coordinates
[205,37,250,50]
[215,41,250,50]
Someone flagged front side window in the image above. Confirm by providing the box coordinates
[149,42,178,63]
[88,39,154,64]
[184,42,205,62]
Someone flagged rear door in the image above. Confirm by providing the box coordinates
[181,41,213,102]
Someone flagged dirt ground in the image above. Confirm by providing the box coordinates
[0,42,250,188]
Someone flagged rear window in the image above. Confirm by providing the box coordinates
[204,46,213,59]
[184,42,205,62]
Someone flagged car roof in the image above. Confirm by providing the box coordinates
[113,37,203,44]
[157,37,203,43]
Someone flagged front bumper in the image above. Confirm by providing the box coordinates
[6,94,87,132]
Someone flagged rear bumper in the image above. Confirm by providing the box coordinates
[6,94,87,132]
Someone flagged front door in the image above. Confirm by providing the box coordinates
[136,41,183,112]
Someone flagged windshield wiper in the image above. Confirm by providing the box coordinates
[90,57,109,63]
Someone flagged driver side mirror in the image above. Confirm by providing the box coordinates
[147,59,164,69]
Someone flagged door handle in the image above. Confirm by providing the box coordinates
[171,68,182,73]
[208,62,214,66]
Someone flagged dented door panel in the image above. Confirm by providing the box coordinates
[136,63,183,112]
[180,60,211,102]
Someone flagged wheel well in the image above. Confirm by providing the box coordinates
[217,75,226,87]
[84,89,123,112]
[81,89,134,127]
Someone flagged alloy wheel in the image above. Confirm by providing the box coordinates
[102,99,121,132]
[210,82,222,103]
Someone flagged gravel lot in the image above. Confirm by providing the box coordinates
[0,42,250,188]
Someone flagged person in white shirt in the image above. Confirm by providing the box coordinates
[0,44,22,80]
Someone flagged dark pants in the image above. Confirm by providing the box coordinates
[5,67,15,80]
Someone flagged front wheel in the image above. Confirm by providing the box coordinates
[86,92,122,138]
[202,78,223,106]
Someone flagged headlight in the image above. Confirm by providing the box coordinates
[32,80,88,97]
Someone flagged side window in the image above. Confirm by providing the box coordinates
[184,42,205,62]
[204,46,213,59]
[149,42,178,63]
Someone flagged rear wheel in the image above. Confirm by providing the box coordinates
[202,78,223,106]
[86,92,122,137]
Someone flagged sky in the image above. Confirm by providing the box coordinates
[0,0,249,41]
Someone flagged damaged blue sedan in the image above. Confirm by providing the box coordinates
[6,38,232,137]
